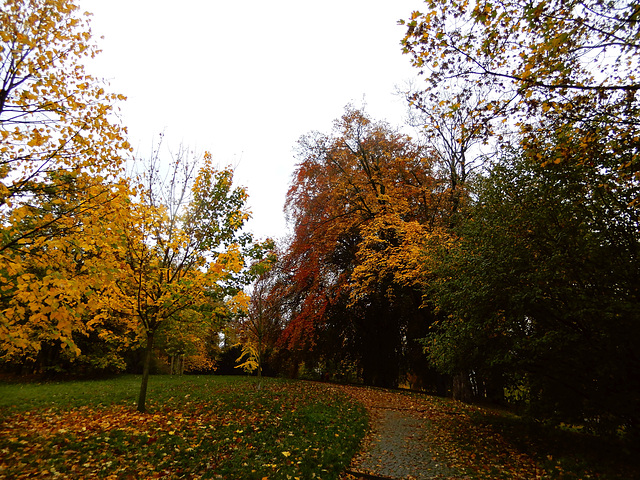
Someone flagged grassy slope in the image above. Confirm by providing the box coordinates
[0,375,367,479]
[2,376,638,479]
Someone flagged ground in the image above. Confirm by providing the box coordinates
[338,385,541,480]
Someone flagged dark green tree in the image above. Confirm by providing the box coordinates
[428,135,640,431]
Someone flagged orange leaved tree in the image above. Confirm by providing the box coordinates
[278,107,453,387]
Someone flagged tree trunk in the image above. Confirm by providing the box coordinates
[452,372,473,402]
[137,330,155,413]
[256,337,263,390]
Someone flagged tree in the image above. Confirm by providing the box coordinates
[0,0,129,251]
[155,305,221,375]
[401,0,640,406]
[234,257,281,389]
[428,141,640,430]
[279,107,448,387]
[113,146,254,412]
[0,0,131,365]
[401,0,640,178]
[403,80,497,223]
[0,176,136,373]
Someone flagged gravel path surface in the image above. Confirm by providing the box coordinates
[356,408,454,479]
[337,385,459,480]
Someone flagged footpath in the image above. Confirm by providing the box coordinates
[332,383,640,480]
[337,385,459,480]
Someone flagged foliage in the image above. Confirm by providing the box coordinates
[0,0,129,251]
[0,0,133,372]
[235,340,260,373]
[154,307,220,374]
[113,145,256,412]
[275,106,451,387]
[400,0,640,427]
[401,0,640,178]
[428,145,640,431]
[0,375,367,480]
[0,179,135,372]
[233,255,280,384]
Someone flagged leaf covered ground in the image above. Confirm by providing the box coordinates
[340,385,640,480]
[0,376,366,479]
[2,377,638,479]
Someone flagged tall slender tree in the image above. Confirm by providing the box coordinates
[114,147,253,412]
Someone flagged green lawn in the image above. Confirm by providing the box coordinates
[0,375,367,479]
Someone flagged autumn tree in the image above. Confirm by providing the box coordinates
[0,0,129,251]
[0,0,133,370]
[113,145,257,412]
[401,0,640,178]
[0,176,136,373]
[234,256,281,388]
[402,80,501,226]
[401,0,640,406]
[154,302,226,375]
[279,107,449,388]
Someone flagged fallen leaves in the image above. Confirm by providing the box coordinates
[340,385,543,479]
[0,378,366,479]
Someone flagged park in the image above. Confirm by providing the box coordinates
[2,0,640,478]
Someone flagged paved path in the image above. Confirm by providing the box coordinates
[337,385,458,480]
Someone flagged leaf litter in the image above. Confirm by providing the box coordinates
[338,385,545,480]
[0,378,365,479]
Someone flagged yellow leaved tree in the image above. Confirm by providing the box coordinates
[0,0,129,249]
[401,0,640,178]
[113,146,255,412]
[233,253,279,389]
[0,0,133,368]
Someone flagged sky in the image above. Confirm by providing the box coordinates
[80,0,423,242]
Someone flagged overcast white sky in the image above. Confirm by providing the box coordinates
[81,0,423,241]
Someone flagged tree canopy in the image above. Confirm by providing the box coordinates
[0,2,266,404]
[428,146,640,427]
[401,0,640,181]
[396,0,640,430]
[267,107,458,387]
[0,0,132,368]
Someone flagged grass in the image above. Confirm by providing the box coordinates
[0,375,367,479]
[3,376,637,479]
